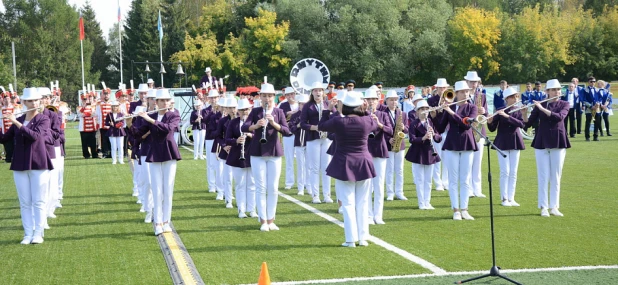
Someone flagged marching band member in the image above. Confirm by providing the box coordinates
[318,91,377,247]
[118,86,137,197]
[190,101,206,160]
[384,90,408,201]
[561,83,581,138]
[521,82,534,105]
[215,96,236,208]
[346,80,356,92]
[407,94,424,126]
[465,71,487,198]
[522,79,570,217]
[241,82,291,232]
[78,93,99,158]
[406,100,442,210]
[147,78,155,89]
[596,80,612,137]
[200,67,217,87]
[170,101,181,145]
[130,84,149,114]
[570,78,585,135]
[1,87,16,162]
[300,82,333,204]
[278,87,299,190]
[402,85,415,114]
[39,87,62,223]
[226,98,257,218]
[435,81,478,220]
[133,89,157,221]
[137,89,182,235]
[0,88,53,244]
[204,89,221,193]
[486,87,525,207]
[130,85,149,200]
[326,81,337,101]
[210,96,227,201]
[51,84,67,205]
[583,77,602,141]
[493,80,508,110]
[336,82,345,90]
[289,94,310,195]
[365,87,393,225]
[96,87,113,158]
[105,101,126,165]
[427,78,450,191]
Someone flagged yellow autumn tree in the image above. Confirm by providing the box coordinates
[447,7,501,80]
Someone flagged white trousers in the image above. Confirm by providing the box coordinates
[233,167,256,214]
[368,157,387,220]
[216,157,226,196]
[130,158,138,195]
[386,150,405,197]
[193,129,206,158]
[432,132,448,189]
[139,156,153,213]
[412,163,433,208]
[336,179,371,243]
[46,146,62,217]
[109,136,124,163]
[471,138,485,196]
[306,139,332,199]
[294,146,306,192]
[535,149,566,209]
[205,140,217,191]
[282,135,296,188]
[174,132,180,146]
[497,150,521,201]
[223,163,234,202]
[149,160,177,224]
[57,150,65,200]
[14,170,49,236]
[251,156,282,221]
[444,150,474,210]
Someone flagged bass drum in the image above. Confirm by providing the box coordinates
[181,120,195,146]
[289,58,330,94]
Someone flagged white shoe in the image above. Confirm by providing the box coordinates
[55,201,62,208]
[341,242,356,248]
[216,194,224,200]
[461,211,475,220]
[323,197,334,203]
[162,224,172,233]
[284,186,292,190]
[358,240,369,246]
[200,155,206,160]
[31,236,44,244]
[43,224,50,230]
[119,161,125,164]
[48,213,57,219]
[419,205,427,210]
[386,195,394,201]
[155,226,163,235]
[144,212,153,223]
[136,199,142,204]
[550,208,564,217]
[312,197,321,204]
[132,191,139,197]
[249,211,258,218]
[297,191,304,196]
[476,193,487,198]
[368,219,375,225]
[208,189,216,193]
[453,212,462,220]
[139,205,145,212]
[501,200,512,207]
[112,161,117,165]
[194,157,198,160]
[510,200,520,207]
[226,202,233,209]
[21,236,33,245]
[260,224,270,232]
[396,195,408,201]
[374,219,385,225]
[435,187,445,191]
[268,223,280,231]
[426,204,435,210]
[238,212,248,218]
[541,208,550,217]
[338,207,343,214]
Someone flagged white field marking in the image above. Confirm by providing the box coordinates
[180,145,194,153]
[278,192,447,275]
[247,265,618,285]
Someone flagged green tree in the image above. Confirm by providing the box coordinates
[583,0,618,15]
[106,22,125,87]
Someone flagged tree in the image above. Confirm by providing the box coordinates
[81,2,110,88]
[106,22,125,88]
[583,0,618,15]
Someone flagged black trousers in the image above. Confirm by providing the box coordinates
[601,113,611,135]
[576,111,582,134]
[80,131,98,158]
[3,140,14,162]
[100,129,111,157]
[564,108,576,137]
[584,113,602,139]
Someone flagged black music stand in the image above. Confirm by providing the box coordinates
[455,125,521,285]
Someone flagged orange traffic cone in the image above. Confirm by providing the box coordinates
[258,262,271,285]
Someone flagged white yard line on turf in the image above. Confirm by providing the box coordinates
[262,265,618,285]
[278,192,447,275]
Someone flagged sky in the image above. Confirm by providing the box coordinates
[0,0,133,40]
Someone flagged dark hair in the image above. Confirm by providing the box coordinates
[341,105,366,116]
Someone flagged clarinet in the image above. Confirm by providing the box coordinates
[239,118,247,160]
[368,106,376,139]
[260,102,268,144]
[427,123,438,157]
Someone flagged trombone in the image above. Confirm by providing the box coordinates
[437,89,456,106]
[508,96,558,114]
[475,99,522,124]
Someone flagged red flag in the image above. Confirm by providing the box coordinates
[79,11,85,41]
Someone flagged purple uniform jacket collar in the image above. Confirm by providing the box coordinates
[486,107,525,151]
[0,113,54,171]
[137,111,182,162]
[225,117,252,168]
[241,107,290,157]
[524,100,571,149]
[405,118,442,165]
[437,103,478,152]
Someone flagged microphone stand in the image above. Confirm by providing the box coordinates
[455,123,521,285]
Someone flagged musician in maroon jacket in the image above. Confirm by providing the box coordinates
[465,71,488,198]
[39,87,61,228]
[365,89,393,225]
[204,89,220,193]
[190,101,205,160]
[288,94,310,196]
[318,91,377,247]
[486,87,525,207]
[278,87,299,190]
[0,88,52,244]
[242,82,291,232]
[214,97,235,208]
[137,89,182,236]
[209,97,226,201]
[522,79,571,218]
[428,78,450,192]
[435,81,478,221]
[226,98,257,218]
[105,101,126,165]
[384,90,409,201]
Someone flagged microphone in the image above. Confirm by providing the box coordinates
[463,117,477,125]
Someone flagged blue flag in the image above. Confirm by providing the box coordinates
[157,10,163,40]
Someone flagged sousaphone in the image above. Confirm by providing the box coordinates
[289,58,330,94]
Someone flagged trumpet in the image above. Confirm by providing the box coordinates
[260,102,269,144]
[123,107,170,120]
[508,96,557,114]
[475,100,521,124]
[420,97,470,115]
[0,106,42,119]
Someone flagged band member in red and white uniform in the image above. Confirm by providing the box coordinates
[384,90,408,201]
[96,86,113,158]
[136,89,182,235]
[105,101,126,165]
[289,94,310,195]
[428,78,450,191]
[523,79,571,217]
[204,89,221,193]
[464,71,488,198]
[406,100,442,210]
[1,86,16,162]
[365,87,393,225]
[300,82,333,204]
[226,98,257,218]
[487,87,525,207]
[242,82,291,232]
[278,87,299,190]
[0,88,53,244]
[435,81,478,220]
[79,93,99,158]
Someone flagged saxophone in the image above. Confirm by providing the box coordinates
[473,88,484,142]
[392,108,405,153]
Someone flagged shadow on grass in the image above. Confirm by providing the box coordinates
[43,231,152,242]
[67,193,130,199]
[56,218,142,227]
[188,243,335,253]
[60,208,138,216]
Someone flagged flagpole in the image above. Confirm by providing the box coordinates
[159,10,164,87]
[118,0,123,84]
[81,39,85,89]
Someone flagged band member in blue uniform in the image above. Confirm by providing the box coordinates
[582,77,602,141]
